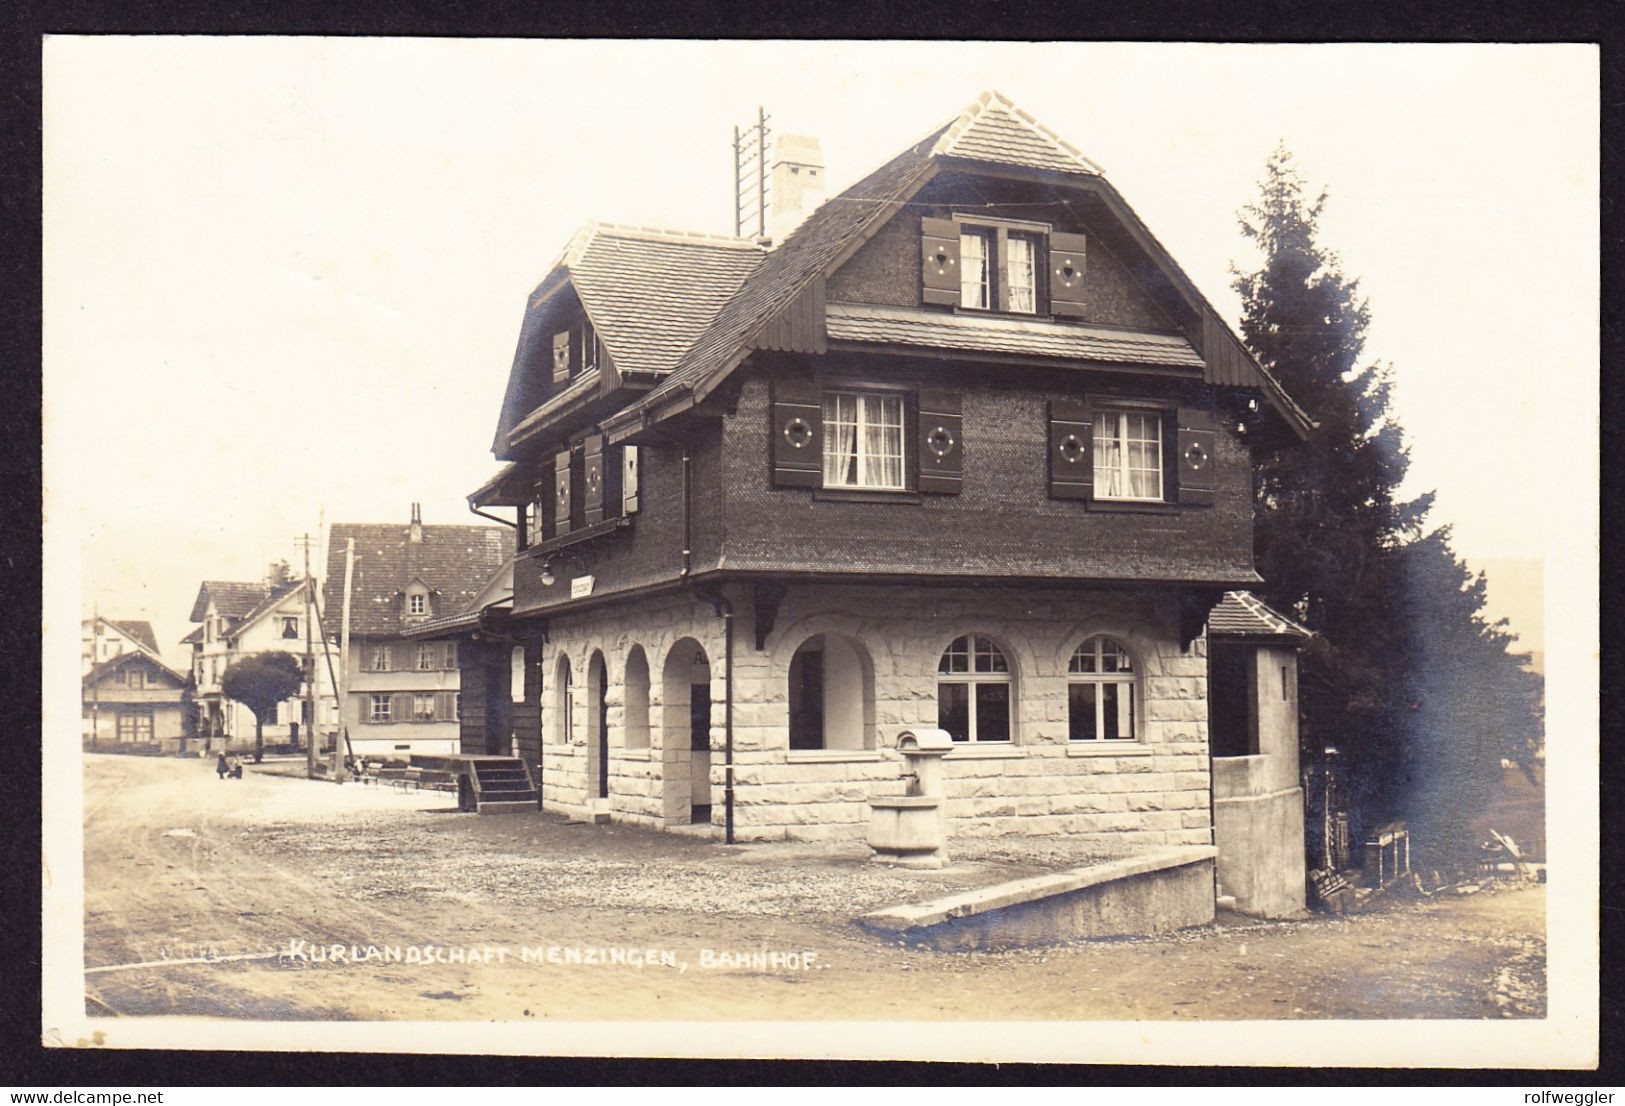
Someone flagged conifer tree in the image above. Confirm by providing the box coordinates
[1233,145,1542,870]
[1233,144,1419,835]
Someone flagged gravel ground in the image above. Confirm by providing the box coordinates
[242,799,1129,919]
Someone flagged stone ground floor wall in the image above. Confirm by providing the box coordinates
[530,582,1214,848]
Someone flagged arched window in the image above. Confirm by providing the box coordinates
[788,633,874,751]
[555,654,574,743]
[1068,636,1137,741]
[936,634,1011,743]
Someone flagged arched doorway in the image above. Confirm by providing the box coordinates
[661,638,712,825]
[587,650,609,800]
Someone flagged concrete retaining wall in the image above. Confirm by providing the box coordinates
[858,846,1217,949]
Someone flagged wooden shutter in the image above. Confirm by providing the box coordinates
[552,331,571,384]
[771,374,822,487]
[622,446,641,515]
[443,642,459,670]
[1049,232,1089,318]
[553,450,573,535]
[434,692,454,722]
[917,390,963,495]
[921,217,961,306]
[1176,407,1218,507]
[583,434,606,525]
[1048,400,1093,499]
[535,476,555,541]
[392,692,412,725]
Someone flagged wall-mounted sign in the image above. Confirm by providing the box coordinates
[570,575,595,599]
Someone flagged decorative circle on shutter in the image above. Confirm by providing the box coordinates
[1184,442,1208,470]
[558,485,568,502]
[783,417,813,449]
[926,426,955,458]
[1056,260,1079,286]
[1058,432,1086,464]
[933,249,954,273]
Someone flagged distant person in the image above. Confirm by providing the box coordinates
[216,753,229,780]
[228,755,243,779]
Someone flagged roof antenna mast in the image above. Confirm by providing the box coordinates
[733,106,771,239]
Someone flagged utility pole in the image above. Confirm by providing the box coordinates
[334,538,355,783]
[297,533,316,779]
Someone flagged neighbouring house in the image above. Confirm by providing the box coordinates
[321,506,513,760]
[460,92,1314,910]
[184,577,338,753]
[82,649,188,753]
[81,616,163,676]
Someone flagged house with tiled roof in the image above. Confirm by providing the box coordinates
[321,506,513,759]
[462,91,1314,913]
[81,616,163,676]
[184,576,337,753]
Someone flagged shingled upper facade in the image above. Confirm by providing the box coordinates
[463,92,1312,858]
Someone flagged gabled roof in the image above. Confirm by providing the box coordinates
[105,620,160,655]
[596,91,1310,446]
[321,522,514,638]
[611,122,947,425]
[83,649,186,688]
[228,580,308,638]
[188,581,271,624]
[180,626,204,645]
[1209,590,1313,641]
[493,224,762,454]
[931,89,1104,177]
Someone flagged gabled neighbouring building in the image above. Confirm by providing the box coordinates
[184,577,337,752]
[460,92,1314,911]
[81,616,163,676]
[83,649,188,753]
[322,507,513,759]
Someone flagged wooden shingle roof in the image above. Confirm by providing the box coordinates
[321,522,514,639]
[825,303,1205,369]
[931,89,1104,177]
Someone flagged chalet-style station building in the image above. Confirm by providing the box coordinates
[460,93,1313,869]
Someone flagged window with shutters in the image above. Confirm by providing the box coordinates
[369,645,391,673]
[936,634,1013,744]
[1094,410,1164,501]
[416,643,434,671]
[369,694,392,724]
[924,216,1088,317]
[823,391,905,490]
[1068,637,1139,742]
[413,693,436,723]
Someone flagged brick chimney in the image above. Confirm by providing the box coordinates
[769,134,825,243]
[409,502,423,543]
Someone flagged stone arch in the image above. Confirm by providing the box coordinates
[623,645,651,750]
[659,637,712,824]
[551,651,575,745]
[785,631,876,752]
[587,649,609,800]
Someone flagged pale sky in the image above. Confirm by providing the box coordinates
[43,39,1598,670]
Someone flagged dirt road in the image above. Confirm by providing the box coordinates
[80,754,1545,1023]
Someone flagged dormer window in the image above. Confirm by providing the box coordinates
[408,593,427,616]
[923,216,1087,318]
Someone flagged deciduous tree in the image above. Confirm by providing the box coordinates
[220,651,303,764]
